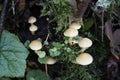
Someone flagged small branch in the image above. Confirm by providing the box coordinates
[12,0,15,15]
[0,0,8,34]
[101,10,104,42]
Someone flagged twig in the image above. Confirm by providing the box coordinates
[93,13,98,38]
[12,0,15,15]
[0,0,8,34]
[101,10,104,42]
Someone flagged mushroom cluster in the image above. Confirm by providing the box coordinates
[64,21,81,45]
[75,38,93,65]
[28,16,38,35]
[29,39,57,65]
[28,19,93,67]
[29,39,57,75]
[64,20,93,66]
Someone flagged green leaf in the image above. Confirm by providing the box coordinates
[52,42,63,49]
[44,41,49,45]
[26,69,51,80]
[115,0,120,6]
[83,18,94,31]
[36,51,46,58]
[24,40,30,49]
[49,47,61,57]
[74,36,83,41]
[37,38,42,42]
[64,47,72,53]
[0,30,29,77]
[38,57,47,64]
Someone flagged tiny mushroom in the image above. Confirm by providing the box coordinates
[69,21,81,30]
[76,52,93,65]
[45,56,57,65]
[28,16,37,24]
[29,40,42,51]
[29,24,38,35]
[64,28,78,44]
[78,37,92,52]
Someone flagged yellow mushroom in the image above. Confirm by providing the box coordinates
[76,52,93,65]
[29,24,38,35]
[29,40,42,51]
[78,38,92,52]
[64,28,78,45]
[45,56,57,65]
[69,21,81,30]
[28,16,37,24]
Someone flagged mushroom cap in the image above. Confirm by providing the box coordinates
[29,24,38,32]
[64,28,78,37]
[28,16,37,24]
[69,21,81,29]
[46,57,57,65]
[76,53,93,65]
[29,40,42,51]
[78,38,92,48]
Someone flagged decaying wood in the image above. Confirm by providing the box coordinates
[69,0,77,10]
[69,0,91,20]
[74,0,91,18]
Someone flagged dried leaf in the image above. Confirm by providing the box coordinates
[105,20,119,59]
[105,20,115,47]
[113,29,120,45]
[106,56,118,79]
[105,20,114,44]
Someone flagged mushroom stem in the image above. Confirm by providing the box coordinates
[31,31,35,35]
[34,50,38,54]
[79,48,87,53]
[72,39,78,44]
[29,24,38,35]
[45,64,48,75]
[68,37,73,45]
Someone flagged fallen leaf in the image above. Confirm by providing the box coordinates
[105,20,119,59]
